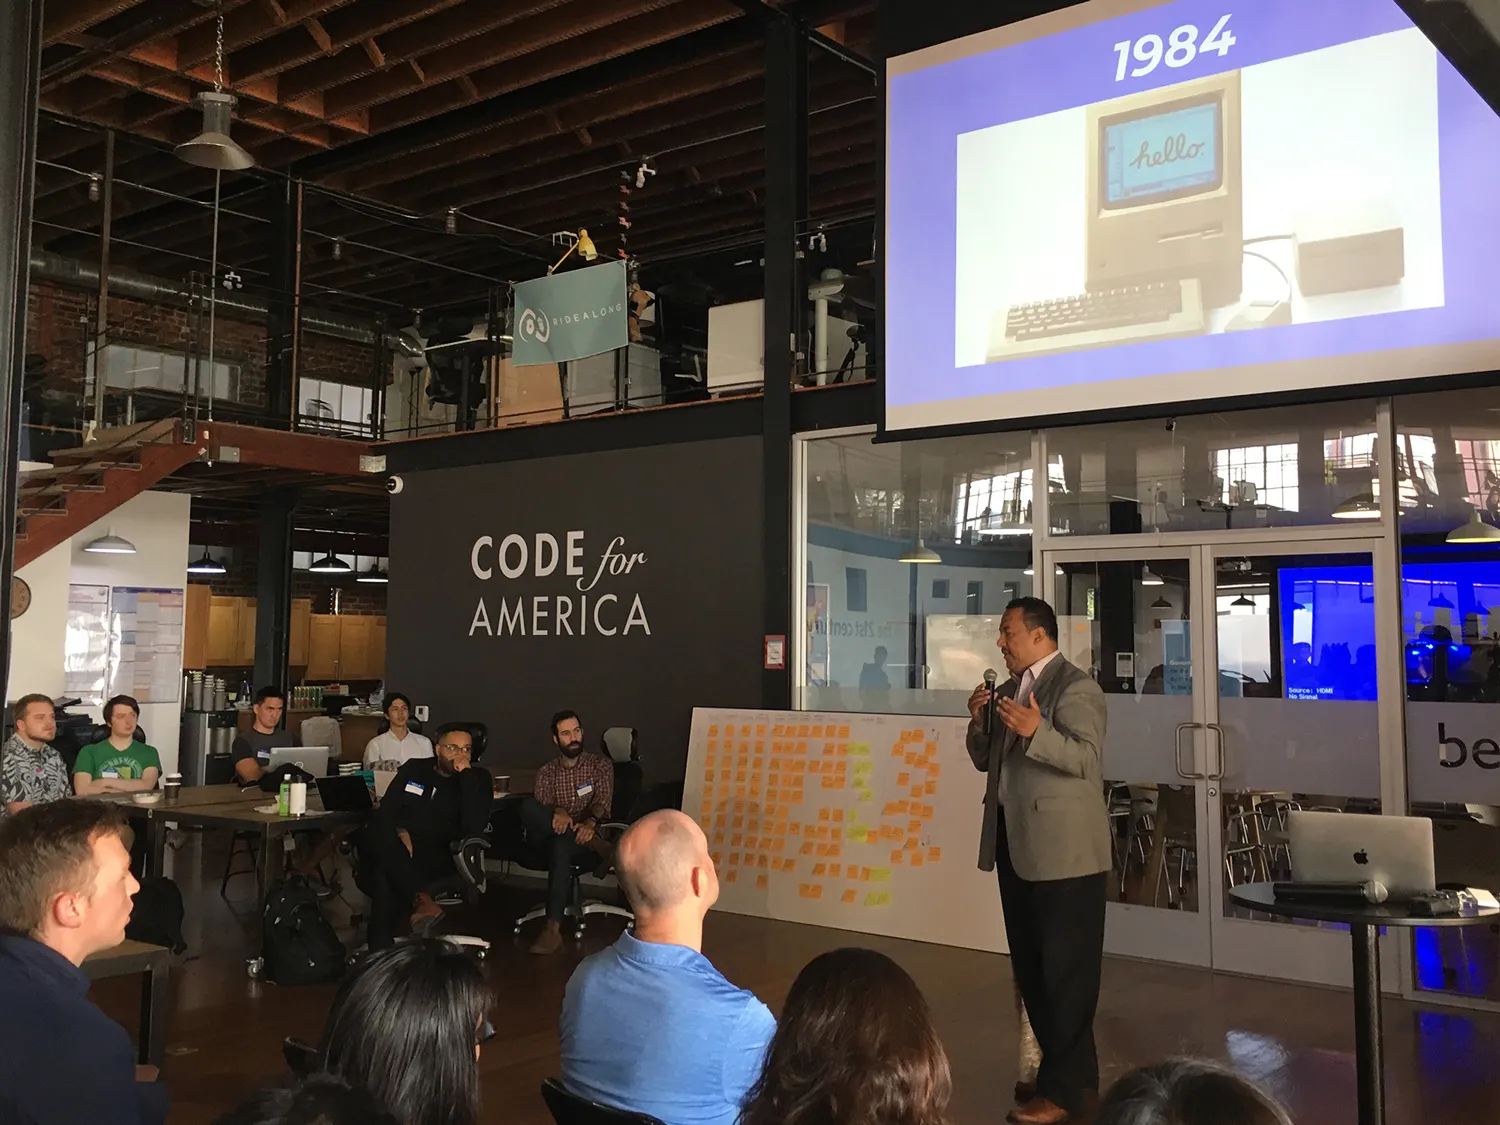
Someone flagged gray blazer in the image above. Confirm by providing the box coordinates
[967,654,1112,882]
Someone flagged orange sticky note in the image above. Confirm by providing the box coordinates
[726,869,738,883]
[908,820,923,834]
[897,772,910,787]
[790,823,801,836]
[813,862,827,876]
[729,853,740,866]
[925,780,938,795]
[801,841,815,856]
[714,832,725,847]
[893,746,905,759]
[799,883,823,900]
[860,866,871,881]
[839,725,851,738]
[818,808,830,821]
[911,853,925,868]
[832,808,844,823]
[842,888,857,904]
[756,874,768,890]
[829,844,842,858]
[928,846,942,861]
[757,854,768,868]
[736,786,748,799]
[774,839,786,853]
[905,838,919,851]
[708,726,720,737]
[816,843,830,857]
[910,786,924,799]
[731,834,743,848]
[891,850,904,863]
[927,763,942,778]
[731,815,743,829]
[829,863,842,877]
[704,770,716,783]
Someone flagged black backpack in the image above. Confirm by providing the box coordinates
[125,877,186,954]
[261,877,345,985]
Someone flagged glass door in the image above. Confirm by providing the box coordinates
[1048,539,1400,988]
[1203,543,1399,989]
[1049,548,1212,968]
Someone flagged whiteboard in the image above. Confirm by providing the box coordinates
[685,708,1008,953]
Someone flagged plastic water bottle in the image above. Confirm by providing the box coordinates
[277,777,290,817]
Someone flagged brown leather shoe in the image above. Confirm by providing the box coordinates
[1014,1082,1037,1104]
[409,892,445,936]
[528,920,564,955]
[1006,1098,1070,1125]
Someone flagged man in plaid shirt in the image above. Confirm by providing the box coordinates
[522,710,614,955]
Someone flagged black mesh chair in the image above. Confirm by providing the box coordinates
[541,1079,666,1125]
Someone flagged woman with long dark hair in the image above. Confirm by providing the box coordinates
[741,948,951,1125]
[317,938,492,1125]
[1097,1059,1293,1125]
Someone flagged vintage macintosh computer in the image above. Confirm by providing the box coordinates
[989,70,1243,360]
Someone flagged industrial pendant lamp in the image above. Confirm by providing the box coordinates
[175,9,255,171]
[1331,491,1380,521]
[356,562,389,584]
[1446,510,1500,544]
[308,552,352,575]
[1141,566,1164,586]
[899,538,942,564]
[84,527,137,555]
[186,547,227,575]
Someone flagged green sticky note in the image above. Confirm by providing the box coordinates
[870,867,891,882]
[849,742,871,756]
[864,891,891,906]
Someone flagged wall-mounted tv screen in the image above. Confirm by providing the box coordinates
[884,0,1500,433]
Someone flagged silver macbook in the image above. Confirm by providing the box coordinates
[1288,811,1436,900]
[267,746,331,777]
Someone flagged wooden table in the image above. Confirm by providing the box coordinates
[84,940,171,1067]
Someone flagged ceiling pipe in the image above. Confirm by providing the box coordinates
[28,249,422,357]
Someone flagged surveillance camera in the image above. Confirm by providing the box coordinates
[386,475,404,495]
[1164,418,1177,433]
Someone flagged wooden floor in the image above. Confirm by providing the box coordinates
[89,834,1500,1125]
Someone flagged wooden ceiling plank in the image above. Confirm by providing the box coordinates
[179,0,356,70]
[44,0,142,45]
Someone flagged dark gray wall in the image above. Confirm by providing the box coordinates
[387,436,765,784]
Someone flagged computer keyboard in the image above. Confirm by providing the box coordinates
[986,278,1206,361]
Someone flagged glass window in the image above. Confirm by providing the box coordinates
[103,344,236,400]
[800,429,1033,715]
[1395,387,1500,1002]
[1046,399,1382,535]
[300,377,373,436]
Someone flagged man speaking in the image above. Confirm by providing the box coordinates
[967,597,1109,1125]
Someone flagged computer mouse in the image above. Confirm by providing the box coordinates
[1225,300,1292,331]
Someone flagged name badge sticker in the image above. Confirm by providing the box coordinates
[404,781,425,796]
[576,782,594,797]
[101,768,120,779]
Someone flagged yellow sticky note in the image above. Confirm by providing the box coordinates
[870,867,892,882]
[846,826,867,843]
[842,888,857,904]
[849,742,870,756]
[756,874,768,890]
[864,891,892,907]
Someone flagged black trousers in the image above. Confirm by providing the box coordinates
[366,830,453,950]
[519,797,595,922]
[995,811,1107,1113]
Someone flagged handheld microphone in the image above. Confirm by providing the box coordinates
[982,668,998,736]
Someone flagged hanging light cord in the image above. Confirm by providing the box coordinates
[205,3,226,421]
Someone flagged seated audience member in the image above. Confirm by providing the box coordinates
[363,693,434,769]
[214,1075,397,1125]
[1,694,69,817]
[742,947,950,1125]
[1096,1059,1292,1125]
[521,710,614,955]
[363,725,492,948]
[315,938,491,1125]
[232,686,298,783]
[561,810,775,1125]
[73,696,161,796]
[0,800,169,1125]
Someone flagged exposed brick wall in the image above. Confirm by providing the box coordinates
[188,548,388,614]
[25,280,377,422]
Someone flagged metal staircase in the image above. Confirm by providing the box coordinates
[14,418,207,569]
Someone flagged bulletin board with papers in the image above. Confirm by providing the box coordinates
[683,708,1008,953]
[108,587,185,703]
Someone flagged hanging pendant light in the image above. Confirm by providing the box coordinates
[309,553,352,575]
[356,562,389,584]
[1231,593,1256,608]
[84,528,136,555]
[1332,491,1380,520]
[1140,566,1164,587]
[899,538,941,564]
[1150,594,1172,610]
[187,547,227,575]
[175,9,255,171]
[1446,510,1500,544]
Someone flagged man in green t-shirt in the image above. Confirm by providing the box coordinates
[72,695,162,796]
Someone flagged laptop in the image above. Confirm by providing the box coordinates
[1288,811,1436,900]
[315,774,373,812]
[267,746,331,778]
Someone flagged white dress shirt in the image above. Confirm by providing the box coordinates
[362,728,435,768]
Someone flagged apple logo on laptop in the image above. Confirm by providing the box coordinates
[1353,849,1369,865]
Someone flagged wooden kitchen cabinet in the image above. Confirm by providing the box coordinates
[289,598,312,667]
[234,597,257,666]
[307,615,342,679]
[304,613,387,681]
[184,584,211,670]
[206,596,242,666]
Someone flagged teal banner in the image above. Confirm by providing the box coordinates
[512,260,628,366]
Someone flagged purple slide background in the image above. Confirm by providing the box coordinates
[885,0,1500,415]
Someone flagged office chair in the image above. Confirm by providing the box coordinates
[298,715,342,762]
[508,746,643,941]
[540,1078,666,1125]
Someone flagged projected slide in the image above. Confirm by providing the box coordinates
[885,1,1500,433]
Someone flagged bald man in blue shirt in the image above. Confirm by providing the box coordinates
[560,810,775,1125]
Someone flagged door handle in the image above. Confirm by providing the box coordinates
[1206,723,1227,780]
[1174,722,1204,780]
